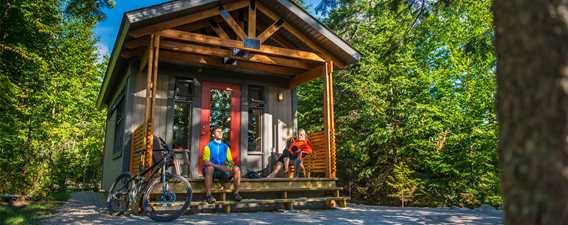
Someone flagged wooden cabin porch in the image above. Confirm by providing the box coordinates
[98,0,361,213]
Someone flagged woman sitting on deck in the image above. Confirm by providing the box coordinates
[267,129,313,178]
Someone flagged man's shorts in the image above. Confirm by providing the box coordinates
[202,167,232,180]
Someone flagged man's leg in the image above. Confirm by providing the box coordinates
[294,159,306,178]
[232,166,241,193]
[231,166,242,201]
[283,157,290,173]
[267,162,283,178]
[204,165,216,203]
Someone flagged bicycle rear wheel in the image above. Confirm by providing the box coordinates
[143,173,192,221]
[107,173,131,216]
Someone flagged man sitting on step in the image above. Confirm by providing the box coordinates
[202,126,242,203]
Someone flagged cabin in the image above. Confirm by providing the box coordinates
[97,0,361,212]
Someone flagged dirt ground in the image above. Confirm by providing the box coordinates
[42,192,503,225]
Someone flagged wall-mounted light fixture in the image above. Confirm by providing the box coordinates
[276,92,284,102]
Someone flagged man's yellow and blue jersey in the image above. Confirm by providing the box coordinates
[202,140,232,168]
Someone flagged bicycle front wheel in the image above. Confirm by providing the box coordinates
[143,173,192,222]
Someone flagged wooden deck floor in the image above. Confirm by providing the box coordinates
[152,177,349,213]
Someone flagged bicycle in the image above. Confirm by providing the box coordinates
[106,137,193,222]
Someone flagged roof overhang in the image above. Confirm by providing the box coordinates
[96,0,362,109]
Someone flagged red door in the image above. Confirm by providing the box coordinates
[198,81,240,176]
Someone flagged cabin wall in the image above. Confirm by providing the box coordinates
[266,87,296,158]
[101,64,133,190]
[102,110,121,190]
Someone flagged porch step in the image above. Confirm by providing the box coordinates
[149,196,349,206]
[153,177,341,194]
[190,196,350,206]
[193,186,343,194]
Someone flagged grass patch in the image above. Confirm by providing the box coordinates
[0,191,71,225]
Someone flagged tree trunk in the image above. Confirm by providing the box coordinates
[494,1,568,224]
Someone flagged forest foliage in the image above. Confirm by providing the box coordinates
[0,0,498,207]
[0,0,111,196]
[298,0,499,207]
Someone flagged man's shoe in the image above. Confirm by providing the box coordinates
[206,195,216,204]
[232,193,242,202]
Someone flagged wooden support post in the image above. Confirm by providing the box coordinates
[336,189,346,208]
[144,34,160,168]
[221,192,231,213]
[248,0,256,37]
[322,61,336,178]
[283,191,293,210]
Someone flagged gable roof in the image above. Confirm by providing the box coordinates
[97,0,362,108]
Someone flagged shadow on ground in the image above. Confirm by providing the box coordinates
[43,192,503,225]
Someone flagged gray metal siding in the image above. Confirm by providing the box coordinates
[102,110,121,191]
[266,87,295,157]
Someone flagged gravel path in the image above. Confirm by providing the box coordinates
[43,192,503,225]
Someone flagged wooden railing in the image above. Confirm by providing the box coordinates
[129,124,146,176]
[304,131,331,178]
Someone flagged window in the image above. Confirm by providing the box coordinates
[248,86,264,152]
[209,89,232,143]
[173,79,193,149]
[112,94,125,155]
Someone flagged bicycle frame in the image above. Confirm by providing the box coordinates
[115,140,176,209]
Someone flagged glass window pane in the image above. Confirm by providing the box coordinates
[173,102,191,149]
[248,86,264,152]
[175,80,193,99]
[113,96,125,154]
[209,89,232,143]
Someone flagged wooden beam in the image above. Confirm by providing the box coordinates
[208,19,230,39]
[256,2,345,68]
[283,23,345,68]
[322,61,336,178]
[130,0,249,38]
[289,65,324,88]
[248,0,256,37]
[257,18,284,43]
[219,6,247,40]
[159,29,324,62]
[159,50,301,76]
[247,54,311,69]
[160,40,311,69]
[125,36,149,49]
[138,47,149,73]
